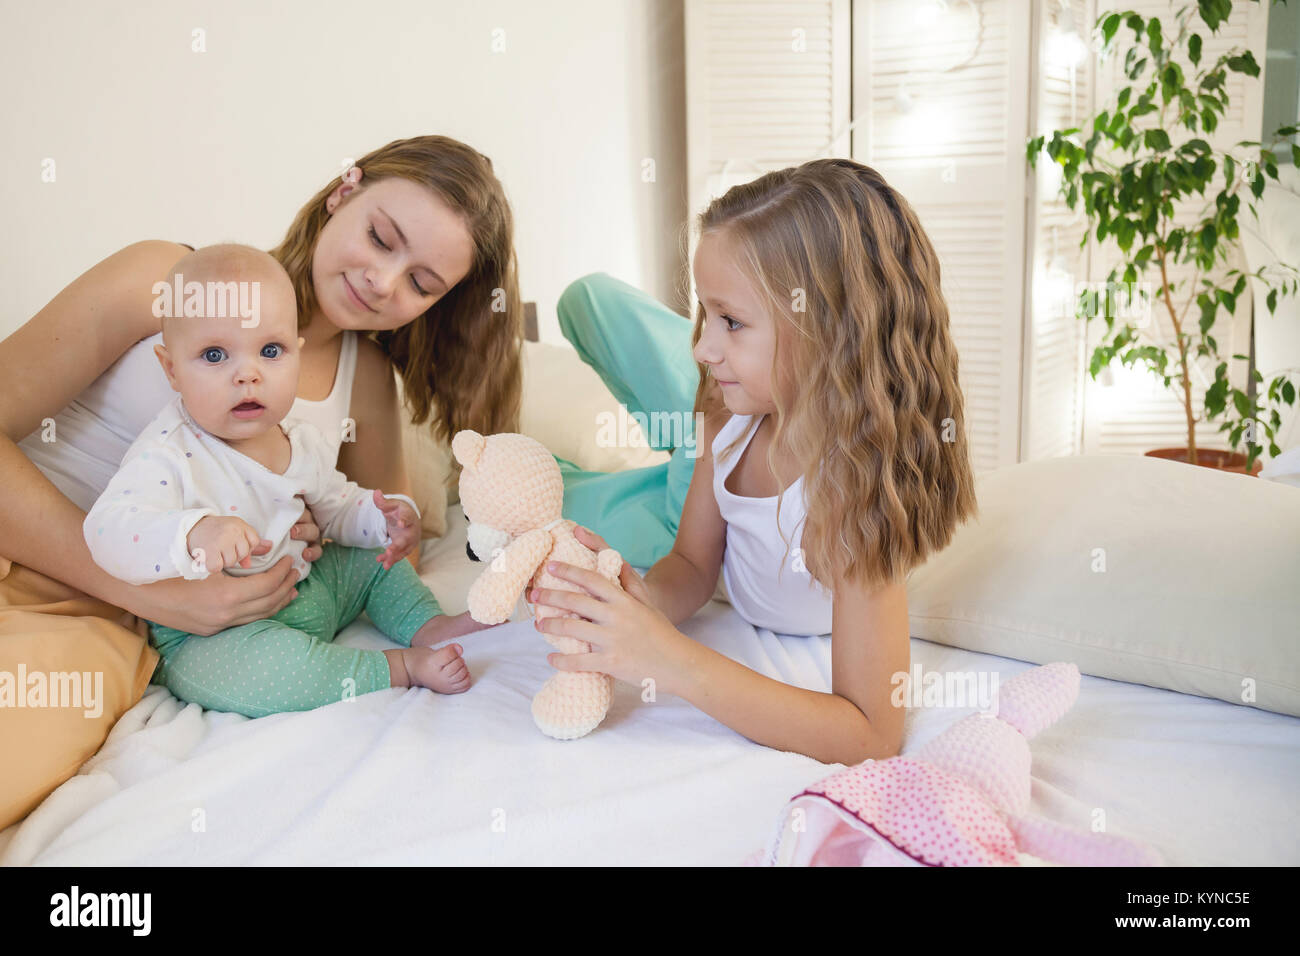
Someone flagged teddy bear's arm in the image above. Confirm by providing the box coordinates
[467,528,553,625]
[595,547,624,586]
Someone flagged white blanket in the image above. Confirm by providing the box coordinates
[3,510,1297,866]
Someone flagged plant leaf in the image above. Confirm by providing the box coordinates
[1197,0,1231,32]
[1102,12,1121,46]
[1144,128,1172,151]
[1226,52,1260,78]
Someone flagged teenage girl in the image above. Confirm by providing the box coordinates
[541,158,979,764]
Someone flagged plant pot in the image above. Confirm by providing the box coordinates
[1144,447,1264,476]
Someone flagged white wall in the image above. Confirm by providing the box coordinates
[0,0,688,345]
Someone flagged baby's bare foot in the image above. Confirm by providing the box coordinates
[404,644,472,694]
[411,610,492,648]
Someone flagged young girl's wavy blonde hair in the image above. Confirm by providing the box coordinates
[690,157,978,590]
[270,135,522,442]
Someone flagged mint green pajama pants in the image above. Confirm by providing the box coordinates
[147,544,443,718]
[554,273,700,568]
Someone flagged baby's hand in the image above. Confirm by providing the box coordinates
[373,489,420,570]
[186,516,272,575]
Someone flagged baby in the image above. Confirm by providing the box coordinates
[84,243,480,717]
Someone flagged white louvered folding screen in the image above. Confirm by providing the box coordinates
[684,0,852,233]
[852,0,1033,472]
[1023,0,1094,461]
[686,0,1031,473]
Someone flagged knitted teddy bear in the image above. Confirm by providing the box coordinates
[757,662,1165,866]
[451,430,623,740]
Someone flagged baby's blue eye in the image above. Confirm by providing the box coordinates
[261,343,283,359]
[203,347,226,363]
[723,315,741,331]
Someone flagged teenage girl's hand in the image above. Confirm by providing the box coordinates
[289,496,323,562]
[529,558,692,698]
[372,489,421,570]
[571,526,654,607]
[132,555,301,636]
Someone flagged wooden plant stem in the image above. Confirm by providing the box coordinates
[1159,246,1198,465]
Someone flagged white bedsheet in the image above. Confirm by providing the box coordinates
[3,510,1297,866]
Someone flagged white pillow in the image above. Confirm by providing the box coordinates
[904,454,1300,717]
[1260,445,1300,489]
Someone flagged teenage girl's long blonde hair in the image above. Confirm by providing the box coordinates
[270,135,522,442]
[690,158,978,590]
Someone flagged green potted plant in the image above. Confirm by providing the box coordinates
[1027,0,1299,474]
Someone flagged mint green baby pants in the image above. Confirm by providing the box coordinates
[147,544,443,718]
[554,273,700,568]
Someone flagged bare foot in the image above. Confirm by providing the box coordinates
[400,644,471,694]
[411,610,493,648]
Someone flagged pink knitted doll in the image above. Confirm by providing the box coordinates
[758,662,1164,866]
[452,430,623,740]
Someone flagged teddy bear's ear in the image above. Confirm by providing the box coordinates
[451,430,486,472]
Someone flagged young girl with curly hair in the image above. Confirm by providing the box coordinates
[538,158,979,763]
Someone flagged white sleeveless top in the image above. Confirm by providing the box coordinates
[18,329,359,513]
[712,414,834,636]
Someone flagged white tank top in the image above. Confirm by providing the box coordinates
[712,413,834,635]
[18,329,359,513]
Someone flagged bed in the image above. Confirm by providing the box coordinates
[0,498,1295,866]
[3,342,1296,866]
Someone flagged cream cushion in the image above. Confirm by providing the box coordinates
[399,340,670,538]
[517,340,670,478]
[904,454,1300,717]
